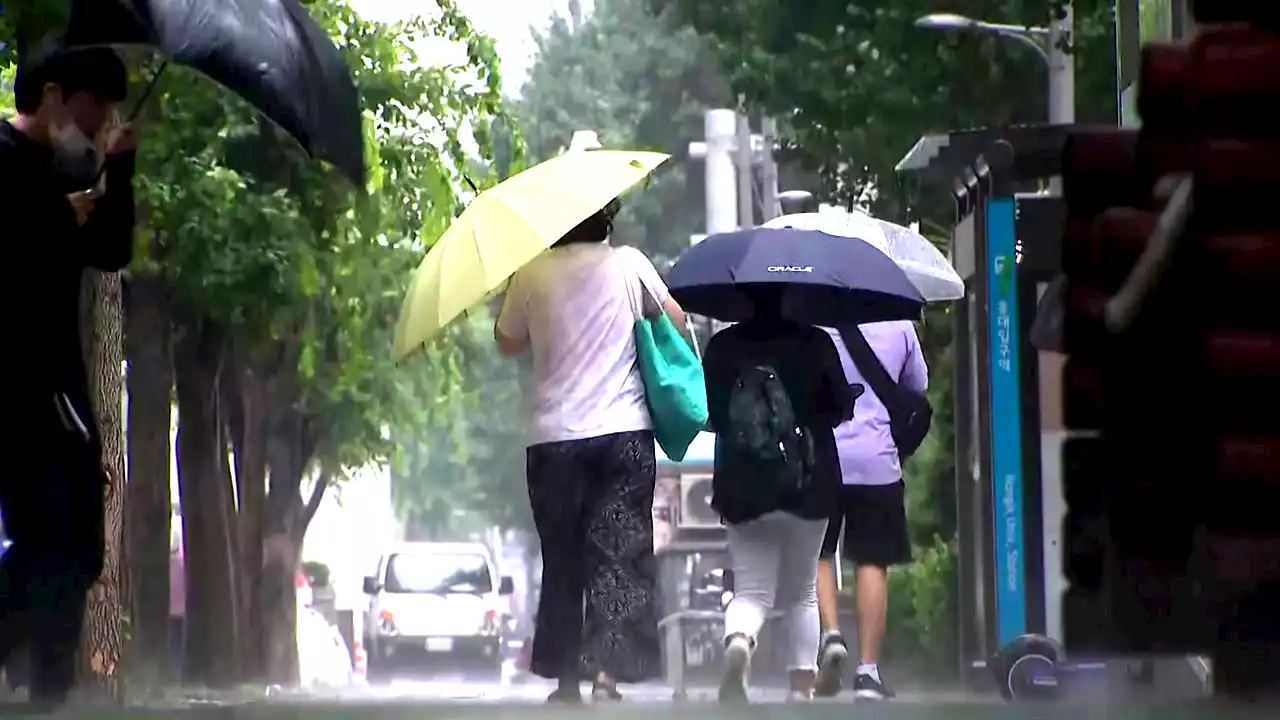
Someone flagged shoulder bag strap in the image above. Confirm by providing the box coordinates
[836,326,900,412]
[614,246,643,322]
[615,246,659,320]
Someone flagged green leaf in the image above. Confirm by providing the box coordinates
[113,0,511,514]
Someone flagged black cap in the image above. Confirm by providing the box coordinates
[13,42,128,111]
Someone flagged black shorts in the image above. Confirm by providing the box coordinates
[819,481,912,568]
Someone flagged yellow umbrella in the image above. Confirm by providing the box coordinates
[392,150,669,360]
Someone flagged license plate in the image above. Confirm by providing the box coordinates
[425,637,454,652]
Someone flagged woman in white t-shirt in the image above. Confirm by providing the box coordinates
[494,199,688,703]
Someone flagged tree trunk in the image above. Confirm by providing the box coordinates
[260,530,300,687]
[259,403,325,686]
[76,270,127,701]
[123,278,174,681]
[173,318,241,688]
[223,361,269,681]
[262,421,303,687]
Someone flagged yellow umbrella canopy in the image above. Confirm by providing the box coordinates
[392,150,669,361]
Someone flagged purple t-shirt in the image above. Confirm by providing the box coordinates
[822,322,929,486]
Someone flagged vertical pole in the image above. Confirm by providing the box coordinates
[760,117,780,221]
[1046,1,1075,197]
[952,194,979,681]
[735,104,754,229]
[1047,1,1076,125]
[704,109,738,235]
[1042,2,1075,646]
[1171,0,1190,38]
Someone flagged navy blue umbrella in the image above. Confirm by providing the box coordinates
[666,227,923,325]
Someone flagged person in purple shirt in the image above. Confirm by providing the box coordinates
[812,321,929,700]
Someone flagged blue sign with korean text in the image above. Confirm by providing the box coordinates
[986,197,1026,646]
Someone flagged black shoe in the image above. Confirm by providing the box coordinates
[853,673,895,700]
[547,686,583,704]
[814,632,848,697]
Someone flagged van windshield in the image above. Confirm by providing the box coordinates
[384,552,492,594]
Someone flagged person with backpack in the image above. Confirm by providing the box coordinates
[812,321,930,700]
[701,287,861,702]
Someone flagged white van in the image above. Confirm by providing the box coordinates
[362,542,512,680]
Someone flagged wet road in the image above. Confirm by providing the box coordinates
[17,693,1268,720]
[5,667,1272,719]
[219,672,1265,720]
[334,672,962,704]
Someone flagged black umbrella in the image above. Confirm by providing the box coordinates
[55,0,364,185]
[666,227,924,325]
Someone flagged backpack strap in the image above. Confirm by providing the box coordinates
[836,326,900,412]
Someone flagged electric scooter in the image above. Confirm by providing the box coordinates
[990,634,1119,701]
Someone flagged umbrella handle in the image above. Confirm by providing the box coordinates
[126,60,170,123]
[91,60,168,187]
[1104,174,1192,334]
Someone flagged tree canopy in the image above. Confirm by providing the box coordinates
[164,0,509,685]
[393,309,532,536]
[2,0,512,685]
[132,0,507,489]
[0,0,69,60]
[517,0,731,262]
[653,0,1117,220]
[2,0,526,688]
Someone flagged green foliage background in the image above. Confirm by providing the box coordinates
[3,0,518,686]
[3,0,1131,683]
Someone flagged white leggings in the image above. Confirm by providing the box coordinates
[723,511,828,671]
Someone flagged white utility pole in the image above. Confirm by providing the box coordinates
[1045,1,1075,193]
[1046,1,1076,125]
[760,117,781,221]
[690,108,782,235]
[735,106,754,229]
[686,108,743,341]
[687,109,740,240]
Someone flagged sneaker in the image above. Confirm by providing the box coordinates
[718,634,751,703]
[591,673,622,703]
[853,672,895,700]
[814,632,848,697]
[590,685,622,702]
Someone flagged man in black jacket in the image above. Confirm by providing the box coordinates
[0,45,137,705]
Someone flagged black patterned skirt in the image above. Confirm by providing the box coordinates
[525,429,662,683]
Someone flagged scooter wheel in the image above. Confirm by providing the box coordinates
[991,634,1064,702]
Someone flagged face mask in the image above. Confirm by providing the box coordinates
[51,119,96,155]
[50,116,101,188]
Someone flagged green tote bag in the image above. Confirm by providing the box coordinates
[622,250,708,462]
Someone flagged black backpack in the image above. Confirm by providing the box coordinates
[713,365,815,520]
[837,326,933,459]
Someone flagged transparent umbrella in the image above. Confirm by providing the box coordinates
[763,208,965,301]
